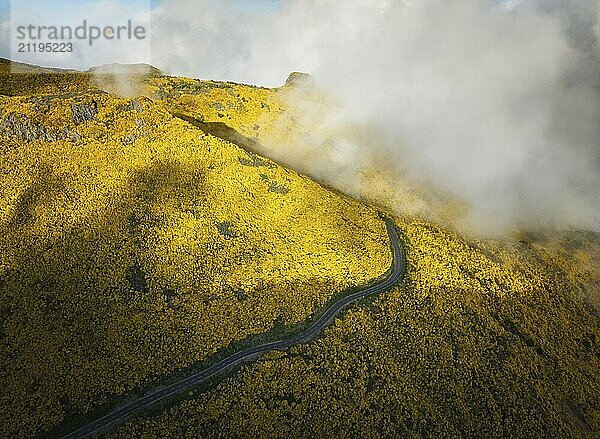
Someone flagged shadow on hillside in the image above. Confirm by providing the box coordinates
[0,159,209,436]
[172,112,266,153]
[0,157,353,438]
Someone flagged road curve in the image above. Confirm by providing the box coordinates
[62,217,406,439]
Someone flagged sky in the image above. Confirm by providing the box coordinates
[0,0,282,19]
[0,0,518,62]
[0,0,283,61]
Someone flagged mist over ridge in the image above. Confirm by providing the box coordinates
[150,0,600,236]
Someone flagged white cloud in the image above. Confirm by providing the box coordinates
[147,0,600,235]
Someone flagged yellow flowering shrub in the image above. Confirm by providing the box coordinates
[1,61,598,438]
[111,219,600,438]
[0,69,389,437]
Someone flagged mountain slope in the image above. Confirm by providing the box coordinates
[110,220,600,438]
[0,61,599,438]
[0,64,390,437]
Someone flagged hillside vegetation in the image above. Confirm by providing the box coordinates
[0,60,599,438]
[110,220,600,438]
[0,60,390,437]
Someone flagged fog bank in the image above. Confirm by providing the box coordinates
[152,0,600,235]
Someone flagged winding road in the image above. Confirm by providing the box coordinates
[62,217,406,439]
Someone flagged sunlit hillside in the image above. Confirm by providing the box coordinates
[0,60,598,438]
[0,60,391,436]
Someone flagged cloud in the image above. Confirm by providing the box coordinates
[149,0,600,236]
[153,1,600,235]
[596,0,600,53]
